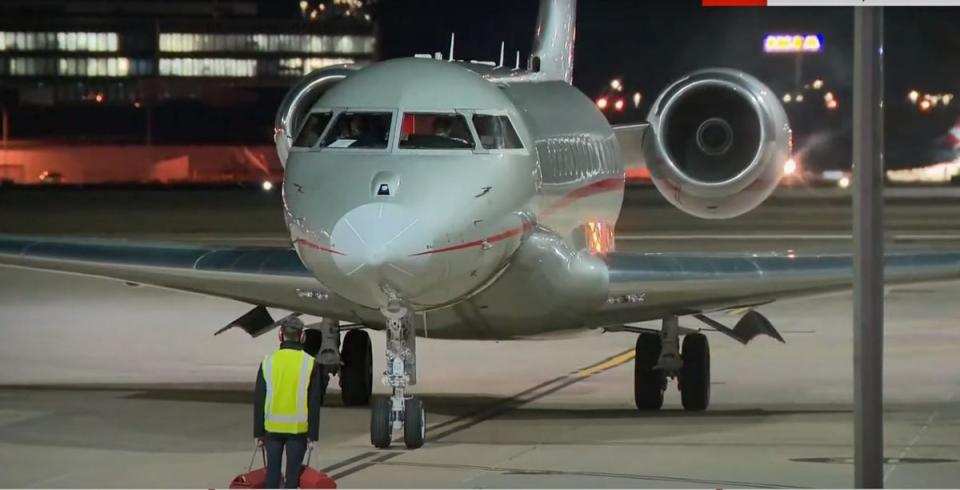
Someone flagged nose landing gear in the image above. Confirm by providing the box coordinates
[370,302,425,449]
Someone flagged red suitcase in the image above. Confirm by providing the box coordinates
[229,446,336,489]
[229,448,267,489]
[298,466,337,489]
[298,447,337,489]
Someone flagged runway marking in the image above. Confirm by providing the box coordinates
[575,349,636,378]
[324,347,637,481]
[373,460,800,489]
[883,388,957,484]
[883,410,940,483]
[328,452,402,481]
[427,348,637,442]
[319,451,378,474]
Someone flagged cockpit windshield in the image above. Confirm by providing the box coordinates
[292,112,332,148]
[320,112,393,149]
[473,114,523,150]
[399,113,475,150]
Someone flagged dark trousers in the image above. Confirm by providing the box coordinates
[264,433,307,489]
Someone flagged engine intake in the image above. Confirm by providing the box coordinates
[274,64,359,166]
[644,69,791,219]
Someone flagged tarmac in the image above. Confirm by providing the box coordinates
[1,186,960,488]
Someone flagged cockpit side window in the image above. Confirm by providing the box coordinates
[473,114,523,150]
[320,112,393,149]
[292,112,332,148]
[398,113,475,150]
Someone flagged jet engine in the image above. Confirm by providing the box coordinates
[643,69,791,219]
[274,64,360,166]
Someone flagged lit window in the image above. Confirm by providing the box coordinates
[66,32,76,51]
[293,112,333,148]
[399,113,475,150]
[321,112,393,149]
[108,33,118,51]
[473,114,523,150]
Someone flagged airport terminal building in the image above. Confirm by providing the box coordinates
[0,0,376,184]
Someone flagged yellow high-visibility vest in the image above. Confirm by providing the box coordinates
[262,349,314,434]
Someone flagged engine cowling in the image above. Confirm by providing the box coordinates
[643,69,791,219]
[274,64,360,166]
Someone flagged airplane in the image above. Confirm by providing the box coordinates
[2,0,960,450]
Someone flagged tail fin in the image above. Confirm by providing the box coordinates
[529,0,576,83]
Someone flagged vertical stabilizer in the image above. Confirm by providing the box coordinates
[529,0,576,83]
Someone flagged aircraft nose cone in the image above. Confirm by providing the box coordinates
[330,202,433,297]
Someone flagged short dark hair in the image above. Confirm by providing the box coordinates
[281,325,303,342]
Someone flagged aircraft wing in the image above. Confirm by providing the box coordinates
[592,250,960,325]
[0,235,364,323]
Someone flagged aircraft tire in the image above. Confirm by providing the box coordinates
[403,397,426,449]
[680,333,710,411]
[634,333,665,410]
[340,330,372,406]
[370,396,392,449]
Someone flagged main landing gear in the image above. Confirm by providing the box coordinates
[370,302,424,449]
[633,315,710,411]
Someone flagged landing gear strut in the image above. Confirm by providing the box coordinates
[632,315,711,411]
[370,302,424,449]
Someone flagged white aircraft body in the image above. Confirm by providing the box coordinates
[2,0,959,449]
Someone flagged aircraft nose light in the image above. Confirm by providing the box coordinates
[371,171,400,198]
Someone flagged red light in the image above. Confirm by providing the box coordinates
[94,93,104,103]
[133,100,142,109]
[826,99,838,111]
[919,99,932,112]
[596,97,608,110]
[614,99,625,111]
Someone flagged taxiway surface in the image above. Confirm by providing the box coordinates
[1,187,959,488]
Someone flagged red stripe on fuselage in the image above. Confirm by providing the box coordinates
[411,177,624,256]
[542,177,625,217]
[411,222,533,256]
[294,238,346,256]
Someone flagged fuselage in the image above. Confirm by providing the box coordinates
[283,58,624,338]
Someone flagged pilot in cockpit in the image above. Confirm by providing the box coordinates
[432,117,453,137]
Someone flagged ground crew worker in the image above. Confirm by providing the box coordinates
[254,318,323,489]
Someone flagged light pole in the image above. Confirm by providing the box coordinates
[853,6,884,489]
[1,105,8,166]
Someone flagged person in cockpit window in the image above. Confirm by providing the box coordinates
[432,117,453,137]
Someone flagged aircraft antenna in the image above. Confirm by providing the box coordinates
[448,33,455,62]
[498,42,505,68]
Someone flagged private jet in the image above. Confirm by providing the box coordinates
[2,0,959,450]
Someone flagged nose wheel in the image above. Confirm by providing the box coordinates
[370,302,424,449]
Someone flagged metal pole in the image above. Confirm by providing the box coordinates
[853,6,884,489]
[1,106,8,166]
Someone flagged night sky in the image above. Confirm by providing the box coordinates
[376,0,960,169]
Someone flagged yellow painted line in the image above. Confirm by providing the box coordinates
[575,349,636,378]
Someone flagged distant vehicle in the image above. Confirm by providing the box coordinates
[38,171,62,184]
